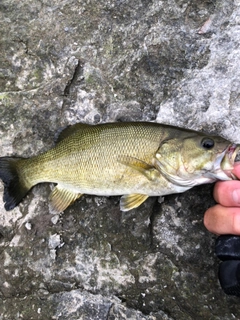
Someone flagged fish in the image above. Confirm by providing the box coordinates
[0,122,238,212]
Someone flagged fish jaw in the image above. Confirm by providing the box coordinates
[154,143,239,188]
[153,156,203,187]
[202,144,239,181]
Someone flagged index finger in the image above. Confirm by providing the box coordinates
[232,162,240,179]
[213,162,240,207]
[213,180,240,207]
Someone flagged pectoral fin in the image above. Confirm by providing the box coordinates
[50,185,83,212]
[120,194,149,211]
[118,155,159,181]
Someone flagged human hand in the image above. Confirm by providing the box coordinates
[204,163,240,235]
[204,163,240,296]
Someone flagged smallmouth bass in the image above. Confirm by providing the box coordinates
[0,122,238,212]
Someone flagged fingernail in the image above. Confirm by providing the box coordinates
[232,190,240,204]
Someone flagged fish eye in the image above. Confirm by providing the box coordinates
[201,138,215,150]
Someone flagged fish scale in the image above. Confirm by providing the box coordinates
[0,122,238,212]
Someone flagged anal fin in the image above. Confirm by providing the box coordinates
[120,194,149,212]
[50,185,83,212]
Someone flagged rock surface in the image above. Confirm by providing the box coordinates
[1,0,240,319]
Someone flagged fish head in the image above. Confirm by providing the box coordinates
[154,134,239,187]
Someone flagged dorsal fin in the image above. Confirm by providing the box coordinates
[56,123,92,143]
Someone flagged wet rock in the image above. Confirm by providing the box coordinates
[1,0,240,319]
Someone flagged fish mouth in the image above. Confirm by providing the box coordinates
[203,143,239,181]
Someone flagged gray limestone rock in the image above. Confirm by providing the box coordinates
[1,0,240,319]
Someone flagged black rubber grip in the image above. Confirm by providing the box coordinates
[219,260,240,296]
[215,235,240,261]
[215,235,240,296]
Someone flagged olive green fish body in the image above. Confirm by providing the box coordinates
[0,122,238,212]
[19,123,173,194]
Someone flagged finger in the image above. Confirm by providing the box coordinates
[204,204,240,235]
[214,180,240,207]
[232,162,240,179]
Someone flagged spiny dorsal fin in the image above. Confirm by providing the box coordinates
[56,123,92,143]
[118,155,160,181]
[120,194,149,211]
[49,185,83,212]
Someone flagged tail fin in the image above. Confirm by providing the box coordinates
[0,157,30,211]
